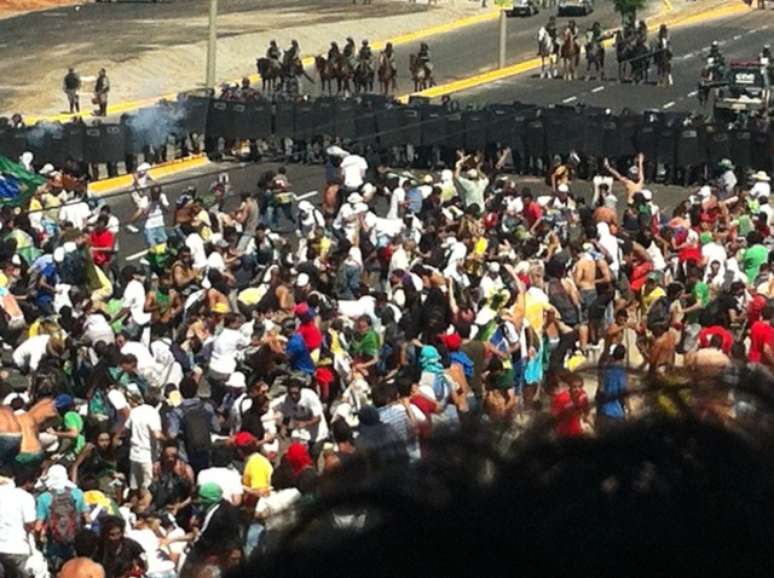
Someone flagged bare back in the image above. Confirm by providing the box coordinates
[59,557,105,578]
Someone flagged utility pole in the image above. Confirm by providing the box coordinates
[206,0,218,88]
[498,7,507,69]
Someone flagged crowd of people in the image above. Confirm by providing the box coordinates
[0,136,772,578]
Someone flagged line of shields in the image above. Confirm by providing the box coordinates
[536,25,673,86]
[255,53,434,98]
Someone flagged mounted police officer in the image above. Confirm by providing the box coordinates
[343,37,357,67]
[267,40,281,72]
[381,41,396,71]
[359,39,373,72]
[284,40,300,68]
[546,15,558,41]
[418,41,433,73]
[328,41,341,63]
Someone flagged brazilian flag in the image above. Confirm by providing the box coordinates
[0,155,45,207]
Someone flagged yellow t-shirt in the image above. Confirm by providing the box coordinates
[243,452,273,492]
[642,286,666,314]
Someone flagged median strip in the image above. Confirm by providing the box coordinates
[399,0,751,101]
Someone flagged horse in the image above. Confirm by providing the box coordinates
[537,26,557,79]
[256,57,282,92]
[353,60,374,93]
[629,40,651,84]
[315,55,337,95]
[378,55,397,95]
[282,56,315,96]
[652,38,673,87]
[584,36,605,80]
[410,54,434,91]
[559,28,580,80]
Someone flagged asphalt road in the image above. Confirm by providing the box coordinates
[456,7,774,113]
[1,0,630,114]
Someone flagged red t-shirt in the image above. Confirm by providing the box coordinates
[678,246,702,265]
[697,325,734,354]
[90,229,114,267]
[551,389,584,438]
[523,202,543,227]
[749,320,774,363]
[297,321,322,352]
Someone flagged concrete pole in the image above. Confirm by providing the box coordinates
[498,8,507,69]
[206,0,218,88]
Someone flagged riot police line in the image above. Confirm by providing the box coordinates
[1,91,772,185]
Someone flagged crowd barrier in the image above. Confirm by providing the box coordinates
[1,94,772,173]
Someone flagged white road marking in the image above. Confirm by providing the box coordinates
[733,34,742,40]
[663,101,676,109]
[562,96,577,103]
[591,86,605,93]
[126,249,148,262]
[687,90,698,97]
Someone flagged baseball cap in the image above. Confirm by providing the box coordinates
[234,431,257,449]
[226,372,246,390]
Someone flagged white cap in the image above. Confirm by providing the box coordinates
[326,146,348,158]
[296,273,310,288]
[697,185,711,198]
[488,262,501,274]
[753,171,771,182]
[422,174,434,185]
[226,372,246,389]
[137,162,151,173]
[39,164,55,176]
[641,189,653,201]
[347,192,363,204]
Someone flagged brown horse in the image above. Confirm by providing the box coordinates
[353,60,374,93]
[315,55,337,95]
[256,57,282,92]
[410,54,434,91]
[335,55,355,95]
[378,55,397,95]
[560,28,580,80]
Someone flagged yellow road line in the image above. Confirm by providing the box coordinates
[399,0,751,101]
[26,9,500,123]
[88,154,208,195]
[663,0,674,12]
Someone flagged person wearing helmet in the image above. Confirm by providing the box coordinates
[358,39,373,66]
[267,40,281,63]
[343,37,356,67]
[546,15,557,39]
[284,39,300,67]
[328,41,340,62]
[418,42,432,74]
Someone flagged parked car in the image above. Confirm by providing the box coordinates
[508,0,539,17]
[557,0,593,16]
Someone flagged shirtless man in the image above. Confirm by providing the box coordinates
[647,324,676,375]
[684,335,730,378]
[604,152,645,204]
[59,529,105,578]
[0,398,57,468]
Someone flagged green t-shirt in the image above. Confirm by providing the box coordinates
[743,244,768,282]
[351,329,380,359]
[692,281,710,307]
[63,411,85,456]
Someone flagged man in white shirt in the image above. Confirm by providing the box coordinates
[143,185,170,248]
[126,390,163,493]
[119,267,151,346]
[272,381,329,447]
[12,334,54,373]
[197,445,243,506]
[386,180,406,220]
[58,190,92,230]
[0,468,37,576]
[185,229,208,270]
[339,152,368,192]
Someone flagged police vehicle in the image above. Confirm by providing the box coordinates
[713,61,772,121]
[557,0,593,16]
[508,0,540,17]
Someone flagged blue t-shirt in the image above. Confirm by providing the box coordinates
[286,333,315,375]
[36,487,89,524]
[599,365,627,419]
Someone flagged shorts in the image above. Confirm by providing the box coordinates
[580,289,597,323]
[0,434,21,468]
[144,226,168,247]
[15,451,44,467]
[129,460,154,491]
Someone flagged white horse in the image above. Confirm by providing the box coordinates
[538,26,557,79]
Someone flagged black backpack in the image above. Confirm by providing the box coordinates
[646,296,672,331]
[181,403,212,455]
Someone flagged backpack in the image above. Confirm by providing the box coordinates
[181,403,212,455]
[48,488,80,545]
[646,296,671,330]
[88,387,117,427]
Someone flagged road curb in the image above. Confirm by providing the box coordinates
[88,154,209,196]
[26,8,500,124]
[399,0,752,101]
